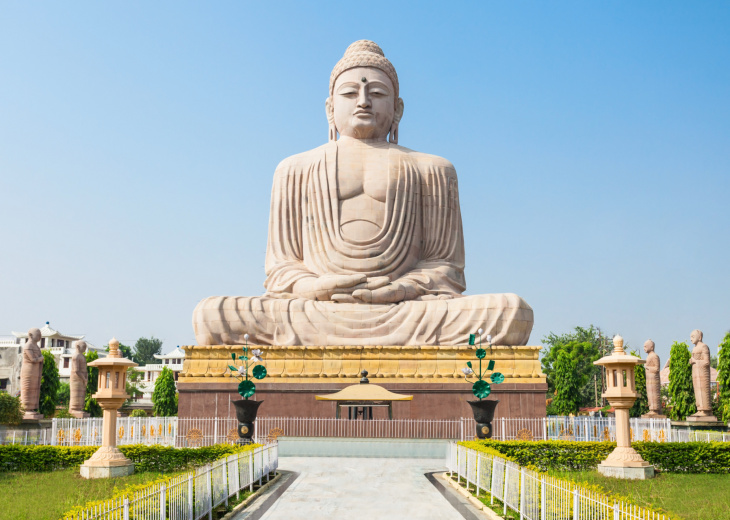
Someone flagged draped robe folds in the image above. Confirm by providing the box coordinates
[193,142,534,346]
[69,352,88,413]
[20,340,43,412]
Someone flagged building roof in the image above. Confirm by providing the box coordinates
[315,383,413,402]
[12,322,84,342]
[153,346,186,360]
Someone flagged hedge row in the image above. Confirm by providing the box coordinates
[0,443,257,473]
[468,440,730,473]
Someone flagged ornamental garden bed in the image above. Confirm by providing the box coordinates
[456,440,730,520]
[0,443,261,520]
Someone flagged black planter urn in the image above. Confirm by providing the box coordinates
[232,399,263,441]
[468,399,499,439]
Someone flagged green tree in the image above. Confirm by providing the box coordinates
[56,382,71,407]
[84,350,102,417]
[130,408,147,417]
[134,337,163,366]
[39,350,60,417]
[0,392,23,425]
[105,341,134,360]
[550,350,581,415]
[667,341,697,420]
[630,350,649,418]
[541,326,605,408]
[717,332,730,423]
[152,367,177,416]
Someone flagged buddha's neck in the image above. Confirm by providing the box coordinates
[338,136,389,148]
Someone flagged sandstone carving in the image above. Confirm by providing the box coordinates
[20,328,44,420]
[193,40,533,347]
[641,339,665,418]
[70,340,89,418]
[688,329,714,419]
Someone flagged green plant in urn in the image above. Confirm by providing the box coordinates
[226,334,267,440]
[462,329,503,439]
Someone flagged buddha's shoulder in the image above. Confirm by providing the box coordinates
[274,144,330,175]
[391,145,456,174]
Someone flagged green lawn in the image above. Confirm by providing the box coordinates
[0,469,176,520]
[549,471,730,520]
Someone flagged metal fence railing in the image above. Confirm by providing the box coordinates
[51,417,178,446]
[63,442,278,520]
[447,442,669,520]
[0,415,726,447]
[461,416,729,443]
[255,416,463,439]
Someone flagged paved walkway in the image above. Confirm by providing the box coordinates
[255,457,466,520]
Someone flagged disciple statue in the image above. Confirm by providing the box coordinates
[20,328,44,419]
[641,339,664,418]
[69,341,89,418]
[688,329,713,419]
[193,40,534,346]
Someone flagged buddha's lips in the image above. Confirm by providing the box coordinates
[354,110,373,116]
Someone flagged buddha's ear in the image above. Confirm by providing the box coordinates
[325,97,337,142]
[390,98,404,144]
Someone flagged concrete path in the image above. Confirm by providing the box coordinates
[254,457,467,520]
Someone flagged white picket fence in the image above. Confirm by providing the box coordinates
[447,442,669,520]
[64,442,278,520]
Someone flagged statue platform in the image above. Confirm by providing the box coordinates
[178,345,547,420]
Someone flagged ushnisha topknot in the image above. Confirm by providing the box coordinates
[329,40,399,99]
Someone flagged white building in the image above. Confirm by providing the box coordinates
[0,322,106,394]
[134,346,185,404]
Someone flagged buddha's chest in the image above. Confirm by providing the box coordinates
[336,147,394,241]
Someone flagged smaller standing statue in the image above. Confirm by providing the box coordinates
[641,340,665,418]
[688,329,715,420]
[462,329,504,439]
[227,334,268,441]
[69,341,89,418]
[20,328,44,420]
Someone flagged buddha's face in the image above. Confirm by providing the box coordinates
[690,330,701,344]
[332,67,395,140]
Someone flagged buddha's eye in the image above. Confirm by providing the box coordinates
[338,89,358,96]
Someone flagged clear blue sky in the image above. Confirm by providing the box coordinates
[1,1,728,363]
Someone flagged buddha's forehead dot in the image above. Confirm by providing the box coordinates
[361,77,367,82]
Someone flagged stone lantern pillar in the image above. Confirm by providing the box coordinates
[79,338,137,479]
[594,335,654,479]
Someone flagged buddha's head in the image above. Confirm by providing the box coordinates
[28,328,41,343]
[76,340,87,354]
[327,40,404,143]
[690,329,703,345]
[644,339,655,354]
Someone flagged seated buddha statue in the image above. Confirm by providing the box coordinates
[193,40,533,347]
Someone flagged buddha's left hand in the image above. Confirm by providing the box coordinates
[350,281,420,304]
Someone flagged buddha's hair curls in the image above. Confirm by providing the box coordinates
[329,40,399,100]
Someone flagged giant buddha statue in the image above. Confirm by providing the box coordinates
[193,40,533,347]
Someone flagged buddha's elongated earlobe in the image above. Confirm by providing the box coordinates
[389,98,404,144]
[325,97,337,142]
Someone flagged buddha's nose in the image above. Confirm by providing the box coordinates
[357,90,371,108]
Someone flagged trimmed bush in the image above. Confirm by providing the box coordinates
[468,440,730,473]
[0,392,23,426]
[0,443,258,473]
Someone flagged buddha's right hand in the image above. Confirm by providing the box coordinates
[294,274,368,301]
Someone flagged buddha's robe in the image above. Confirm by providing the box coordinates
[193,142,533,346]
